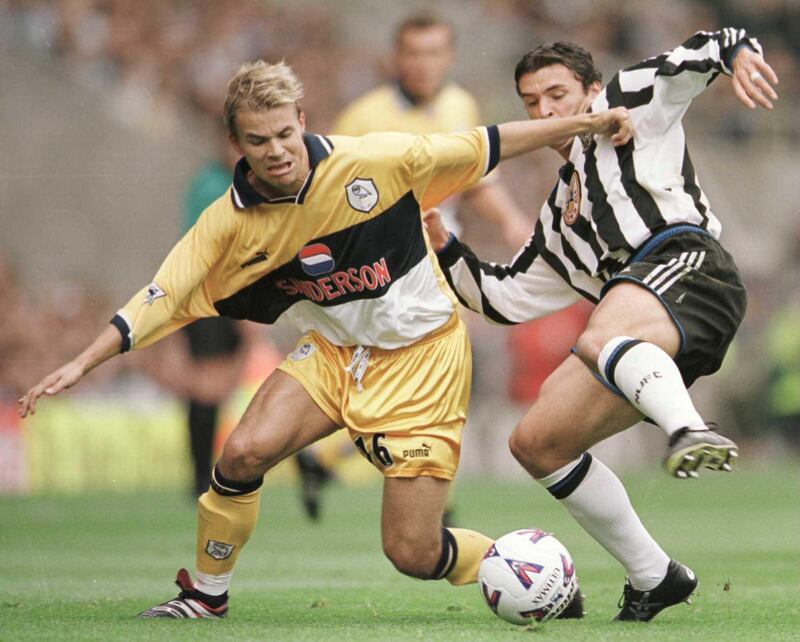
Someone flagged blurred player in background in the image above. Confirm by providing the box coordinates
[294,11,532,522]
[19,59,631,620]
[428,29,778,621]
[333,12,530,248]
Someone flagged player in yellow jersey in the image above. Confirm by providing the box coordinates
[297,11,532,521]
[19,59,631,619]
[334,12,530,247]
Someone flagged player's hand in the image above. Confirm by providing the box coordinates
[423,208,451,252]
[18,361,84,417]
[592,107,634,146]
[732,47,778,110]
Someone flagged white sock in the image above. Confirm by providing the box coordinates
[195,569,233,596]
[539,454,670,590]
[598,336,705,436]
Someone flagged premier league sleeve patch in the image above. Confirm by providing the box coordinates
[345,178,379,213]
[144,282,167,305]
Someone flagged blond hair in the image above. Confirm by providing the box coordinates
[224,60,304,138]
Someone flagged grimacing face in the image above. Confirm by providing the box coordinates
[229,104,310,198]
[395,25,453,103]
[517,64,601,154]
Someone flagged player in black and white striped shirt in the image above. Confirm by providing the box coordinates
[428,29,778,621]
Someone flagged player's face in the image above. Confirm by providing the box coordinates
[395,26,453,103]
[230,105,309,198]
[517,64,600,154]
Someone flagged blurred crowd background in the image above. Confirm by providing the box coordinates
[1,0,799,493]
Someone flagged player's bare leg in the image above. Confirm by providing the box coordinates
[577,282,738,477]
[139,369,339,618]
[510,354,696,619]
[216,369,339,480]
[380,476,491,584]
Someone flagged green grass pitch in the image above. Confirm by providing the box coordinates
[1,462,798,641]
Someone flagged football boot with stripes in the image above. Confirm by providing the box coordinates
[615,560,697,622]
[663,424,738,479]
[138,568,228,619]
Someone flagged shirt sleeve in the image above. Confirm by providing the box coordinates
[436,233,580,325]
[111,204,236,352]
[408,126,501,211]
[616,28,762,138]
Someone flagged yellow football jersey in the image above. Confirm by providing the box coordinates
[113,127,500,352]
[332,83,481,137]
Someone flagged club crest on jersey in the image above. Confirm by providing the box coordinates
[563,170,581,226]
[144,282,166,305]
[299,243,336,276]
[290,342,316,361]
[345,178,379,213]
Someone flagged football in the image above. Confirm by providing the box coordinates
[478,528,578,625]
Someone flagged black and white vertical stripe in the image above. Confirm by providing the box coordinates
[438,29,758,319]
[554,29,758,281]
[437,233,584,324]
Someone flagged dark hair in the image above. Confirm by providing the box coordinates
[394,12,453,47]
[514,42,602,94]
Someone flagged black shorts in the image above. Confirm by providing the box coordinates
[183,316,242,359]
[601,227,747,386]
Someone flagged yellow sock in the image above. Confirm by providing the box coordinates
[196,486,261,576]
[446,528,494,586]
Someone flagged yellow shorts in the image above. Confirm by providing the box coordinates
[278,314,471,480]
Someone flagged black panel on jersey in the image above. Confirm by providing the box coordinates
[555,163,607,268]
[544,182,593,277]
[657,61,722,80]
[615,138,667,236]
[581,139,632,254]
[604,73,654,110]
[438,238,516,325]
[531,219,599,304]
[624,54,668,73]
[680,146,710,228]
[214,191,428,324]
[603,75,670,238]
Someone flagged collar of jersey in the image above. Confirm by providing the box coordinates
[230,133,334,209]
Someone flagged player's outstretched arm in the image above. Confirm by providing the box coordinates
[18,324,122,417]
[497,107,633,161]
[731,46,778,110]
[426,209,579,323]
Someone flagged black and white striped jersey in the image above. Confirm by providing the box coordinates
[438,29,760,324]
